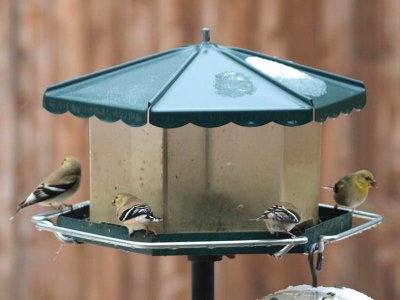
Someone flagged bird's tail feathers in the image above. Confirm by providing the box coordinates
[249,216,264,221]
[322,186,334,191]
[9,205,24,221]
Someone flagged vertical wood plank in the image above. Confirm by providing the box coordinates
[0,0,17,299]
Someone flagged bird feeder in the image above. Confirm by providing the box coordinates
[33,29,382,300]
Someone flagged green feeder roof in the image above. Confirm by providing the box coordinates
[43,28,366,128]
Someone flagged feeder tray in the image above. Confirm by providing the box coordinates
[31,202,382,258]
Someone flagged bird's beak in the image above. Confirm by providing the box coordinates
[111,199,116,206]
[371,179,378,188]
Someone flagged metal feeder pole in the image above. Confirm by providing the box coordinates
[188,255,222,300]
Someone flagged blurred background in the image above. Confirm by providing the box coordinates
[1,0,399,299]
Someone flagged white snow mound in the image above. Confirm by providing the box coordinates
[259,284,373,300]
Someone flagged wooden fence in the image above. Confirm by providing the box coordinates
[1,1,399,299]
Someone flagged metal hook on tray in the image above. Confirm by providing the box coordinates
[308,242,324,287]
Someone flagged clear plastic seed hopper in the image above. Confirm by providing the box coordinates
[33,28,382,299]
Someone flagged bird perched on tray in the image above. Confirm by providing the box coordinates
[10,156,81,220]
[111,193,162,237]
[323,170,378,210]
[251,202,301,238]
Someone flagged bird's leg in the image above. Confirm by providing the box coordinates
[49,204,58,210]
[130,229,152,237]
[332,204,338,217]
[144,229,155,237]
[286,231,298,239]
[57,203,73,210]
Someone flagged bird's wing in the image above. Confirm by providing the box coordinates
[23,175,79,206]
[263,205,300,224]
[119,204,153,222]
[334,179,346,193]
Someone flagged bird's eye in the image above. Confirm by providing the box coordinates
[365,176,371,181]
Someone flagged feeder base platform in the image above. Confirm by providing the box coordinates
[51,203,352,256]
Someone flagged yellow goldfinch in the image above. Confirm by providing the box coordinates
[111,193,162,237]
[252,202,301,238]
[324,170,377,209]
[10,156,81,219]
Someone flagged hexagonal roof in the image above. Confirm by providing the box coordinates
[43,29,366,128]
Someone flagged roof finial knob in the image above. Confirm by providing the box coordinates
[202,27,210,43]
